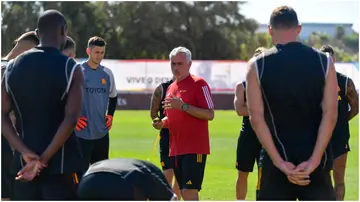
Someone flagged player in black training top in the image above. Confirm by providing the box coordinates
[246,6,338,200]
[1,10,84,200]
[78,158,177,200]
[234,47,265,200]
[320,45,359,201]
[1,31,39,201]
[150,77,181,199]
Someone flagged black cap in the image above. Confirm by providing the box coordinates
[270,6,299,29]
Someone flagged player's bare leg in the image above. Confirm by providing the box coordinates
[163,169,181,200]
[236,171,249,200]
[333,153,347,201]
[182,189,199,201]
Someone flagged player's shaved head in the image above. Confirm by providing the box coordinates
[37,9,67,36]
[36,9,67,50]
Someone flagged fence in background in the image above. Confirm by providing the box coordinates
[76,59,359,109]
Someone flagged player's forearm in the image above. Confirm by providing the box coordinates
[235,106,249,116]
[107,96,117,116]
[250,114,283,166]
[349,105,359,120]
[151,112,159,120]
[310,111,337,164]
[150,85,162,120]
[150,105,160,120]
[1,115,31,155]
[40,116,78,164]
[186,104,214,120]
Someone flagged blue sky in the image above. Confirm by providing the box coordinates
[241,0,359,32]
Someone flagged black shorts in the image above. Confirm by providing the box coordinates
[257,156,335,200]
[331,138,350,159]
[170,154,207,191]
[77,134,109,173]
[1,135,13,199]
[236,130,262,172]
[11,173,79,200]
[159,129,172,170]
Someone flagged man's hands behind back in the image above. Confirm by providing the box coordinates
[15,152,46,182]
[276,159,319,186]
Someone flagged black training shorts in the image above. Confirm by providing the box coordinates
[159,128,172,170]
[236,130,262,172]
[170,154,207,191]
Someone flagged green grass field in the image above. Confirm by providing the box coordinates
[109,110,359,201]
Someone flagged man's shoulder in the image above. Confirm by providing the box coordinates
[102,65,114,77]
[191,75,209,86]
[1,60,9,70]
[85,158,148,174]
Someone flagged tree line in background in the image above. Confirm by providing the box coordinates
[1,1,359,62]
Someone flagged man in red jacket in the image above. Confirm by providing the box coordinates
[153,46,215,201]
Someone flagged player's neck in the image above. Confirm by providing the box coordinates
[39,39,61,50]
[273,35,298,45]
[87,60,99,70]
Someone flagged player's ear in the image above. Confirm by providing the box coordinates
[86,47,90,56]
[268,25,273,36]
[35,29,39,37]
[296,24,302,34]
[60,25,66,37]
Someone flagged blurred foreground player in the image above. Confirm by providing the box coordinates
[78,158,177,200]
[234,47,265,200]
[1,10,84,200]
[320,45,359,200]
[246,6,338,200]
[1,31,39,201]
[62,36,76,58]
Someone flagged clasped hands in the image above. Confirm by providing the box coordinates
[277,159,319,186]
[16,152,47,182]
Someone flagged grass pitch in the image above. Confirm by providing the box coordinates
[109,110,359,200]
